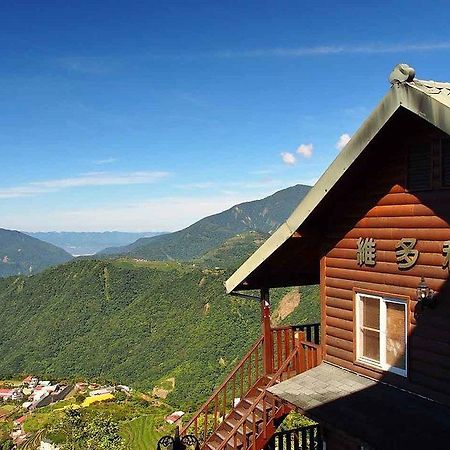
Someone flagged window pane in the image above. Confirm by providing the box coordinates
[362,329,380,361]
[361,296,380,330]
[386,302,406,370]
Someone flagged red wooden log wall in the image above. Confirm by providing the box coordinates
[317,116,450,403]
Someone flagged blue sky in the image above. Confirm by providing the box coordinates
[1,1,450,231]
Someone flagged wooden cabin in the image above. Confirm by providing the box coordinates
[180,65,450,450]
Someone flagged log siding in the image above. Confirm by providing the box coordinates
[320,122,450,402]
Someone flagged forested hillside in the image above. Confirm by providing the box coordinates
[99,184,311,260]
[194,231,269,268]
[0,258,319,410]
[0,229,73,277]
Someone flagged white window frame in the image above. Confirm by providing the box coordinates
[355,292,408,377]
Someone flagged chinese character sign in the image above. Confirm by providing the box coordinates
[356,237,376,267]
[443,241,450,270]
[395,238,419,269]
[354,237,450,271]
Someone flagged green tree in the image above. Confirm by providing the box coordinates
[52,408,125,450]
[1,441,14,450]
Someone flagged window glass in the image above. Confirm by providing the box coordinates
[360,296,380,362]
[386,302,406,370]
[361,296,379,330]
[362,329,380,361]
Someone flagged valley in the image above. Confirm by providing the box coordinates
[0,258,319,411]
[0,375,174,449]
[0,184,319,448]
[26,232,166,257]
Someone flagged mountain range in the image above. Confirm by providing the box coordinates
[0,184,311,277]
[27,231,166,256]
[99,184,311,260]
[0,229,73,277]
[194,230,270,269]
[0,183,319,410]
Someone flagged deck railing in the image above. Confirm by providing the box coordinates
[181,321,322,447]
[270,323,321,372]
[265,425,323,450]
[217,337,322,450]
[181,335,265,441]
[291,323,321,345]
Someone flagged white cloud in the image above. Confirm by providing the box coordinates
[297,143,313,158]
[212,42,450,59]
[0,171,169,199]
[57,56,117,74]
[281,152,297,165]
[3,178,320,231]
[179,179,301,191]
[93,158,117,165]
[336,134,351,151]
[6,194,259,232]
[178,182,216,190]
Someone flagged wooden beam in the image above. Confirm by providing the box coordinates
[261,288,274,375]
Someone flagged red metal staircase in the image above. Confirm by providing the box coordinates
[181,309,322,450]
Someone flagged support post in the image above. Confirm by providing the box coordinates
[294,330,306,373]
[261,288,273,375]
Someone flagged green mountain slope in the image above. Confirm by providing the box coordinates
[99,184,311,261]
[0,258,319,409]
[0,229,73,277]
[195,231,269,269]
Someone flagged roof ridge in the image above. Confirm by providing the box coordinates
[409,78,450,91]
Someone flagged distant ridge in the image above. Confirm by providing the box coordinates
[27,231,166,256]
[99,184,311,261]
[0,228,73,277]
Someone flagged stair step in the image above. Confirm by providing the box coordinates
[203,375,280,450]
[222,420,263,440]
[208,431,244,450]
[205,409,283,450]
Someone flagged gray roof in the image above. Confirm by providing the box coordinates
[226,68,450,293]
[268,362,376,410]
[268,362,450,449]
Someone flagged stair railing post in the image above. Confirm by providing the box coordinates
[261,288,274,375]
[294,330,306,373]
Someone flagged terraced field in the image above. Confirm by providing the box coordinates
[20,430,43,449]
[121,415,162,450]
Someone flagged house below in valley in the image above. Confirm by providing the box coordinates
[165,411,185,425]
[0,388,23,402]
